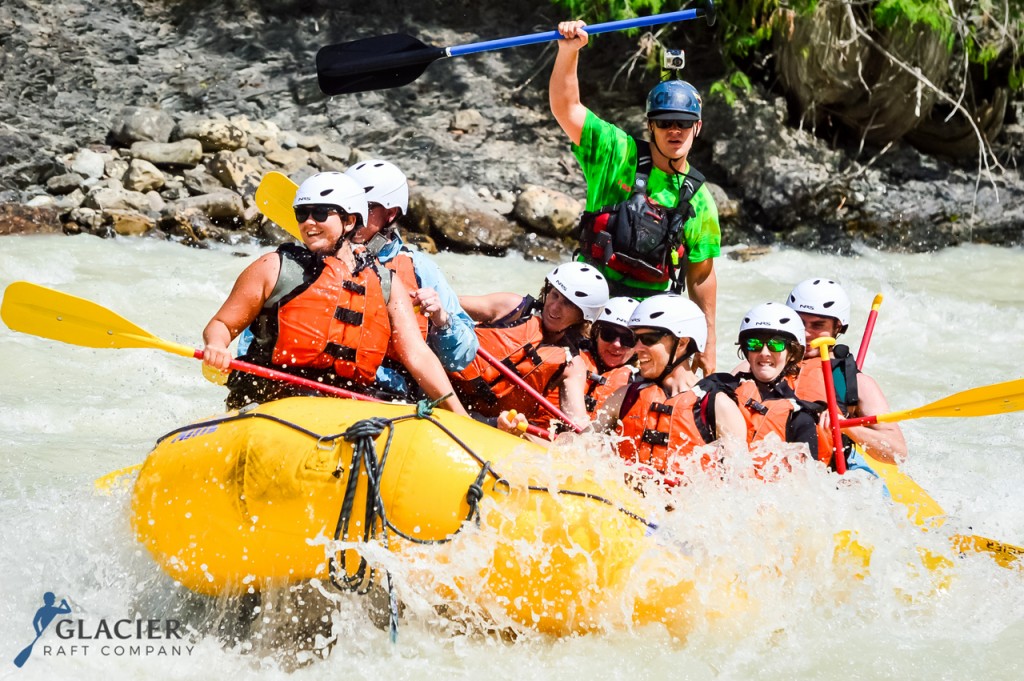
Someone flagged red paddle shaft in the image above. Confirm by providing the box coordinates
[476,346,584,434]
[192,349,384,403]
[811,338,848,475]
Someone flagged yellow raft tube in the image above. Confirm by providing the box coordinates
[132,396,954,636]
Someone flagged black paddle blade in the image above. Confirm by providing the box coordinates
[704,0,717,26]
[316,33,447,95]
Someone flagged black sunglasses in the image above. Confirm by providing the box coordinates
[634,330,670,347]
[744,336,788,353]
[653,119,696,130]
[294,205,344,223]
[596,325,635,346]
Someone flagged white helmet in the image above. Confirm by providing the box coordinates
[545,262,609,323]
[785,278,851,331]
[344,159,409,214]
[628,294,707,352]
[293,172,368,226]
[596,297,639,328]
[738,302,805,343]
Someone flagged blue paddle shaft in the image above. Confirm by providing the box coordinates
[448,8,704,58]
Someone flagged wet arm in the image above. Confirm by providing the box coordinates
[845,373,907,464]
[389,276,468,416]
[549,21,589,145]
[411,252,479,371]
[458,292,526,325]
[202,253,279,371]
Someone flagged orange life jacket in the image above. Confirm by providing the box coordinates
[238,245,391,389]
[269,256,391,385]
[616,382,714,475]
[531,350,636,432]
[735,378,832,470]
[451,315,569,418]
[793,344,859,411]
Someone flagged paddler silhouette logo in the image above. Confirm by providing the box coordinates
[13,592,71,668]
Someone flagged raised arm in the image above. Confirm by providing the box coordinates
[549,21,590,146]
[388,275,468,415]
[202,253,280,371]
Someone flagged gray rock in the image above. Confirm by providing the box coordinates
[83,187,154,213]
[182,166,227,196]
[451,109,487,133]
[123,159,166,192]
[69,148,107,179]
[130,140,203,167]
[513,184,582,238]
[111,107,176,145]
[409,185,522,253]
[46,172,85,195]
[172,192,245,220]
[174,117,248,152]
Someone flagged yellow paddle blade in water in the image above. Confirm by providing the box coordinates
[0,281,195,358]
[254,171,300,241]
[879,378,1024,423]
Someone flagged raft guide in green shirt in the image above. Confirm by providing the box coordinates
[571,109,721,265]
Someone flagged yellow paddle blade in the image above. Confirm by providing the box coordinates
[94,463,144,495]
[879,378,1024,423]
[953,534,1024,569]
[254,171,300,241]
[1,281,195,358]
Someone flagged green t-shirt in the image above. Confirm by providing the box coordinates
[572,109,721,274]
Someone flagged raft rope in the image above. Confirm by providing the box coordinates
[154,398,656,641]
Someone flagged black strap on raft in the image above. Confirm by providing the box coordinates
[152,399,656,642]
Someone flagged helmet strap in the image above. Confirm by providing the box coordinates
[656,336,685,384]
[648,122,686,173]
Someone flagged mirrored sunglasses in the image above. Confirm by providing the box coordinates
[744,336,788,353]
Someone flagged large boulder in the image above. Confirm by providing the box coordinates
[408,186,522,253]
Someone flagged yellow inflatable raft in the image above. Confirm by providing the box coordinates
[131,396,956,636]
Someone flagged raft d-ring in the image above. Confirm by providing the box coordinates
[316,435,337,451]
[492,477,511,496]
[810,336,837,361]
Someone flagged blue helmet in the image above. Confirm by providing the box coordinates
[646,80,702,121]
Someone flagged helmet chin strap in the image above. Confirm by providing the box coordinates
[656,336,688,384]
[648,122,686,175]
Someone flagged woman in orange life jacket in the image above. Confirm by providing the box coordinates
[541,296,639,432]
[784,278,907,464]
[733,302,831,474]
[454,262,609,423]
[554,294,746,479]
[201,171,467,416]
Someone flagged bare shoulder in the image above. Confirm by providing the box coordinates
[459,292,526,324]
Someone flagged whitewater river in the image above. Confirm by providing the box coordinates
[1,234,1023,680]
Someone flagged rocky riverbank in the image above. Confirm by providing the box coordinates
[2,0,1022,257]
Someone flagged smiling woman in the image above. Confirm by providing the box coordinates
[200,171,467,416]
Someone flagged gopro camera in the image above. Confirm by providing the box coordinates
[663,49,685,71]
